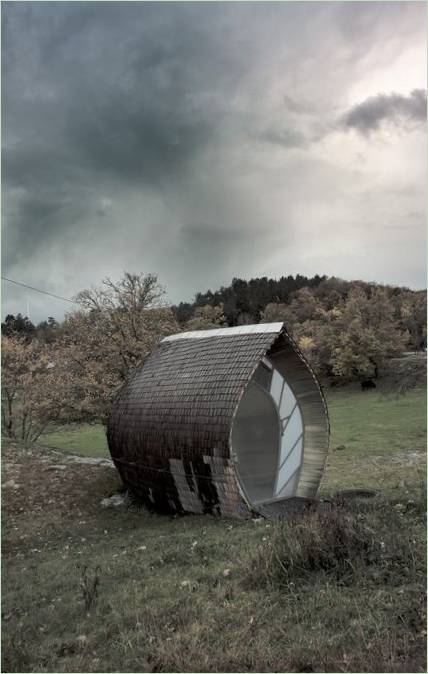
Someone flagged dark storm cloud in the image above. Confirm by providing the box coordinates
[3,1,250,185]
[342,89,427,135]
[5,188,89,267]
[2,1,248,267]
[1,1,426,320]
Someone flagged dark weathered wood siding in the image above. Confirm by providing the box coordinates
[107,325,329,517]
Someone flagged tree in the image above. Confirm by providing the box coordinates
[1,313,35,339]
[182,274,326,326]
[62,272,180,422]
[326,288,406,380]
[174,302,195,325]
[185,304,226,331]
[397,290,426,352]
[285,315,337,377]
[1,335,80,444]
[260,302,289,323]
[35,317,60,343]
[262,285,407,381]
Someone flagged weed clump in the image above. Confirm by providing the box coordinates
[77,564,101,610]
[244,498,425,588]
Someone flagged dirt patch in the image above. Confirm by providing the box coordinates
[373,451,426,466]
[2,440,121,544]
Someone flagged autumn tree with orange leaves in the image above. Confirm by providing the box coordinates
[1,273,180,435]
[1,336,81,444]
[62,272,180,421]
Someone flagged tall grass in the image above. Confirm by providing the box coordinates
[244,496,426,589]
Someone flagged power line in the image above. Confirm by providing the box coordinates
[1,276,78,304]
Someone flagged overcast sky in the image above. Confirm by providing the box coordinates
[2,1,426,322]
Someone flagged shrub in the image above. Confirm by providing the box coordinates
[244,499,425,589]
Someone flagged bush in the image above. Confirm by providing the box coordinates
[244,498,425,589]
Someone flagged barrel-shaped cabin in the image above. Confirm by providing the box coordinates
[107,323,329,518]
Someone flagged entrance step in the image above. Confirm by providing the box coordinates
[254,496,329,518]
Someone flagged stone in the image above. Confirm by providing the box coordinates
[100,492,129,508]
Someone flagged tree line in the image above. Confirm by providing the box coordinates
[174,274,327,325]
[2,271,426,444]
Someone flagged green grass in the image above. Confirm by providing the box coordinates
[40,387,427,459]
[321,387,426,496]
[327,387,426,456]
[2,445,426,672]
[39,424,109,458]
[38,386,427,495]
[3,385,426,672]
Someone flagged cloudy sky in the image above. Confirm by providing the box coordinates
[2,1,426,322]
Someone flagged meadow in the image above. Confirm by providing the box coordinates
[2,386,426,672]
[39,387,427,495]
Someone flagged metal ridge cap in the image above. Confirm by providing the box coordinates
[161,323,284,342]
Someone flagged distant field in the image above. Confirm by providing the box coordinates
[323,386,426,495]
[39,386,427,494]
[39,423,109,457]
[328,386,426,456]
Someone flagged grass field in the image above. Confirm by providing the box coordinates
[39,387,427,495]
[324,387,426,495]
[3,385,426,672]
[328,387,426,456]
[39,423,109,457]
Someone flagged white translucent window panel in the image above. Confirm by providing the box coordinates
[277,470,299,499]
[275,437,303,496]
[279,381,297,421]
[280,406,303,461]
[270,369,284,405]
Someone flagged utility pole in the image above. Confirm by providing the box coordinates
[26,295,30,321]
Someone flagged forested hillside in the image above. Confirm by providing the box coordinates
[2,273,426,438]
[173,275,425,344]
[171,275,426,382]
[173,274,327,325]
